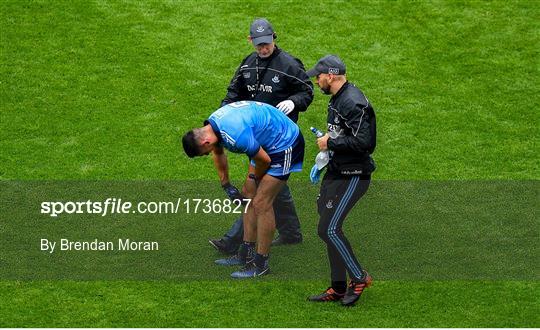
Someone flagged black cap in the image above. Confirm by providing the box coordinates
[306,55,346,77]
[249,18,274,45]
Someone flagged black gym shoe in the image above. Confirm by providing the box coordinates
[208,238,237,255]
[308,287,345,302]
[271,234,303,246]
[341,273,372,307]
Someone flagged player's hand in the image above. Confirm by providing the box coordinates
[276,100,295,115]
[310,164,323,184]
[222,182,245,205]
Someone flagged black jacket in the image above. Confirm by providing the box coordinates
[221,46,314,123]
[326,82,377,175]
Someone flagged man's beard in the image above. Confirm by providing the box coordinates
[319,86,331,95]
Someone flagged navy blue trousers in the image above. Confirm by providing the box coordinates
[317,172,371,282]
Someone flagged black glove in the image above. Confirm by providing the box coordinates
[222,182,245,205]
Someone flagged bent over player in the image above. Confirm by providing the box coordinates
[306,55,377,306]
[182,101,304,278]
[209,18,313,254]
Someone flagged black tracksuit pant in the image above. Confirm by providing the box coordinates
[317,171,371,282]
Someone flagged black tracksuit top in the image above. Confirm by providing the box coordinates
[326,81,377,176]
[221,46,314,123]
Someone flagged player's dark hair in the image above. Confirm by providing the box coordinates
[182,130,200,158]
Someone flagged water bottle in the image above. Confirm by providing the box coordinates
[310,127,325,138]
[310,127,329,170]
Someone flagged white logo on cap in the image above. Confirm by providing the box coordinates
[328,67,339,74]
[256,26,265,33]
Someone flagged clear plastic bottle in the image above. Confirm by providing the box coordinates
[310,127,330,170]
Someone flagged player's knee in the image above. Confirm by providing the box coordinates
[253,197,272,216]
[242,186,255,199]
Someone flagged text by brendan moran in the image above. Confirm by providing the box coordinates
[40,238,159,253]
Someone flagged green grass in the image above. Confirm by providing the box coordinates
[1,0,539,327]
[1,0,538,180]
[1,180,538,326]
[1,280,538,327]
[1,180,538,281]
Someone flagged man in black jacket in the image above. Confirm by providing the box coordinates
[209,18,314,258]
[305,55,376,307]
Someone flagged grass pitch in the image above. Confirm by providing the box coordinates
[2,280,538,327]
[1,0,538,180]
[1,0,538,327]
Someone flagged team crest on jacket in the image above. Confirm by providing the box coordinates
[243,71,251,79]
[326,200,333,209]
[272,74,280,84]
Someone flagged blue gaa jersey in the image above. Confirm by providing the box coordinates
[206,101,299,158]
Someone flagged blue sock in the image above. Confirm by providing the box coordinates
[239,241,255,262]
[254,253,269,269]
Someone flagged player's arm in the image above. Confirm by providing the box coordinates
[251,147,271,180]
[236,128,268,179]
[213,145,245,202]
[212,145,230,186]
